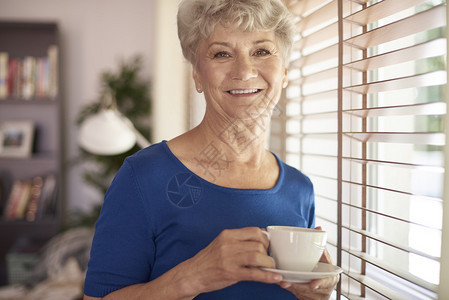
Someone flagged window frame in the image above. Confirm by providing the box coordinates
[272,0,448,298]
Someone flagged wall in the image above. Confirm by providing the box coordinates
[153,0,190,142]
[0,0,158,213]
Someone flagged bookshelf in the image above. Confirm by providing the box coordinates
[0,21,63,286]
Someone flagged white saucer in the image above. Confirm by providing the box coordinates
[261,263,343,283]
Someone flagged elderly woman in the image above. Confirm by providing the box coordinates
[83,0,339,299]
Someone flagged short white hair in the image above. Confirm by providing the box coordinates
[177,0,296,65]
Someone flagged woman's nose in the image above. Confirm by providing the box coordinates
[231,55,257,81]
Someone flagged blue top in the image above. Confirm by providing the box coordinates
[84,141,315,299]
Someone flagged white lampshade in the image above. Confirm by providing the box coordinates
[78,110,136,155]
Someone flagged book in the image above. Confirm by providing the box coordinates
[0,45,58,100]
[35,57,48,99]
[36,174,57,219]
[3,181,24,221]
[47,45,58,98]
[3,173,57,221]
[14,180,31,219]
[7,59,17,97]
[14,59,23,99]
[22,56,36,100]
[25,176,44,222]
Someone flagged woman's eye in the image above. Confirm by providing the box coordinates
[254,49,271,56]
[214,52,230,58]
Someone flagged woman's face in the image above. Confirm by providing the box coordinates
[193,25,288,123]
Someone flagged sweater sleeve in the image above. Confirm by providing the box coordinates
[84,160,155,297]
[307,183,316,229]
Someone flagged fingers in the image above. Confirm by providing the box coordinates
[282,275,340,300]
[230,241,275,269]
[282,282,332,300]
[319,247,333,264]
[221,227,266,241]
[279,281,292,289]
[220,227,270,249]
[313,226,333,265]
[216,227,270,263]
[187,227,278,292]
[218,228,278,282]
[240,265,283,283]
[309,275,339,291]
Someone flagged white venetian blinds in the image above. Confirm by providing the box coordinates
[271,0,447,299]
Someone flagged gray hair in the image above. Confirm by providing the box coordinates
[177,0,296,65]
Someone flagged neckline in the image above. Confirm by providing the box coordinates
[161,140,283,194]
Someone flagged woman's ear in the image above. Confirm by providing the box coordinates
[192,67,203,93]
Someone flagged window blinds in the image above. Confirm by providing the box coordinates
[271,0,447,298]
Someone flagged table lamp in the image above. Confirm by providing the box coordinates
[78,92,150,155]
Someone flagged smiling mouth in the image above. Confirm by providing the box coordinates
[227,89,261,95]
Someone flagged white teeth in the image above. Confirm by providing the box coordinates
[229,89,259,95]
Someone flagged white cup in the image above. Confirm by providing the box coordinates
[264,226,327,272]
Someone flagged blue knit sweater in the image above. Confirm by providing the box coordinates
[84,141,315,299]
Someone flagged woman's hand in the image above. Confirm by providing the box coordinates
[279,248,339,300]
[90,227,282,300]
[177,227,283,297]
[280,226,340,300]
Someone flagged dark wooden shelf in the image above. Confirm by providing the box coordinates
[0,152,59,161]
[0,20,63,286]
[0,97,58,103]
[0,220,59,236]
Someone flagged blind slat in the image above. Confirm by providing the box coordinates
[291,131,440,148]
[344,38,446,72]
[344,131,445,145]
[347,0,369,3]
[298,101,446,119]
[342,156,444,172]
[342,201,442,231]
[343,248,439,293]
[345,272,411,300]
[345,5,446,49]
[300,90,338,102]
[290,67,338,86]
[344,71,447,94]
[344,102,446,118]
[289,0,332,17]
[345,0,427,26]
[296,0,338,33]
[294,22,339,51]
[291,44,338,69]
[343,225,441,262]
[342,179,442,201]
[294,111,337,120]
[298,152,445,171]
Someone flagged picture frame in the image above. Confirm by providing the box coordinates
[0,121,35,158]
